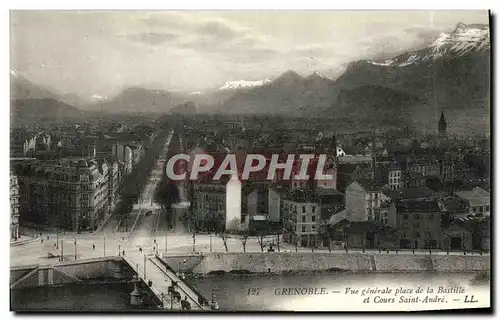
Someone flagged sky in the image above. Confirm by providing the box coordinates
[10,10,489,98]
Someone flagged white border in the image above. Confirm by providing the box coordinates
[2,2,498,321]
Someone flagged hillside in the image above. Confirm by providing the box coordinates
[83,87,187,113]
[11,98,83,125]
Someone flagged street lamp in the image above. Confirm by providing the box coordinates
[165,232,168,254]
[60,239,64,262]
[74,238,77,260]
[119,244,121,256]
[144,253,147,279]
[170,283,174,310]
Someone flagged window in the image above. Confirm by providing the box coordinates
[404,214,408,220]
[302,215,306,223]
[301,226,306,233]
[302,206,306,213]
[479,206,483,213]
[473,207,477,213]
[486,205,490,212]
[312,206,316,213]
[312,215,316,222]
[312,225,316,231]
[375,193,378,200]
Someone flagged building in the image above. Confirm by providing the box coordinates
[387,162,403,190]
[407,155,440,178]
[12,159,109,232]
[439,111,447,137]
[345,179,389,222]
[58,136,97,158]
[282,189,321,247]
[226,176,242,230]
[190,174,243,232]
[268,185,289,223]
[191,181,226,232]
[437,194,469,220]
[105,159,121,213]
[455,187,490,217]
[402,170,426,189]
[112,143,133,175]
[10,129,37,157]
[127,141,145,166]
[395,198,443,249]
[441,218,473,251]
[10,172,20,240]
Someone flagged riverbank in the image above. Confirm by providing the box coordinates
[163,252,490,275]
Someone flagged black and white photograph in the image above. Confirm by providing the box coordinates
[8,9,491,312]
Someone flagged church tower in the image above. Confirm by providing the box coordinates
[438,111,447,137]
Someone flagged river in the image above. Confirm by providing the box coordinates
[10,272,490,311]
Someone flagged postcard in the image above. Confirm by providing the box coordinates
[9,10,490,312]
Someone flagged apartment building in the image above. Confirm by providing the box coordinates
[345,179,390,222]
[12,159,109,232]
[282,189,321,247]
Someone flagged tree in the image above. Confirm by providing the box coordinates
[290,230,298,252]
[275,229,281,252]
[239,234,249,252]
[219,232,229,252]
[257,233,266,252]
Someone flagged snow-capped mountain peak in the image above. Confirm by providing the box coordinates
[429,23,489,57]
[307,71,329,79]
[90,94,108,101]
[218,79,271,91]
[366,22,489,68]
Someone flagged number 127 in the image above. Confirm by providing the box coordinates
[247,288,260,295]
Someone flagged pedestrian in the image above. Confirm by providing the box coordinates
[41,239,43,243]
[153,246,156,251]
[93,244,95,250]
[123,250,125,256]
[154,239,156,243]
[47,235,49,240]
[139,247,142,253]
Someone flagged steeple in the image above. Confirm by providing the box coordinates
[438,111,447,136]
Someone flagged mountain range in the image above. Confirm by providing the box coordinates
[10,22,490,132]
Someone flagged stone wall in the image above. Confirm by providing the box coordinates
[373,254,434,272]
[165,252,373,274]
[432,255,490,272]
[10,257,130,289]
[162,252,490,274]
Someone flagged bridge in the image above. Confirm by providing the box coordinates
[11,254,212,311]
[11,127,216,311]
[122,253,211,310]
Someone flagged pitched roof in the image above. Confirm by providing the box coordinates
[455,187,490,207]
[396,199,441,213]
[356,179,381,192]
